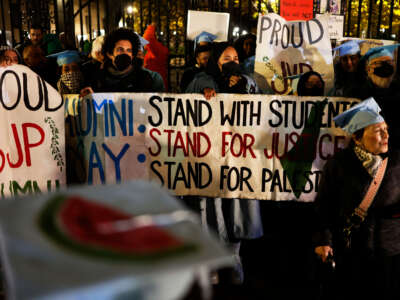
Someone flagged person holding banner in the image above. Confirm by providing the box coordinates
[184,42,263,284]
[313,98,400,300]
[48,50,84,95]
[80,28,156,95]
[185,42,259,98]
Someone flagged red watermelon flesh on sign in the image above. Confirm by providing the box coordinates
[57,195,185,254]
[38,195,194,259]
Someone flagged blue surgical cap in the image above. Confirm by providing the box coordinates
[363,43,400,63]
[334,97,385,134]
[194,31,217,50]
[333,40,362,57]
[47,50,80,66]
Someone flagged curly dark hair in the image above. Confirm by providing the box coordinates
[102,28,140,61]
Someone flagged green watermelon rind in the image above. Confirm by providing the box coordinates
[37,194,197,261]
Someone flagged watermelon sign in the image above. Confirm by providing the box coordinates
[38,195,196,260]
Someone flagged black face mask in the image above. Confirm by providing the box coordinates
[221,61,242,77]
[373,62,395,78]
[114,54,132,71]
[301,87,324,96]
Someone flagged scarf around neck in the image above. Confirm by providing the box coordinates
[353,144,382,177]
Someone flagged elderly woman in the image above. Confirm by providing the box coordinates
[185,42,262,284]
[314,97,400,300]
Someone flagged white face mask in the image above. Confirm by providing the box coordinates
[60,71,83,94]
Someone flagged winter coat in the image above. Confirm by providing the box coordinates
[143,25,169,91]
[91,63,156,93]
[314,145,400,257]
[313,145,400,299]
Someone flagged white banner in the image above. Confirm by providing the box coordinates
[0,65,66,198]
[65,93,359,202]
[254,13,334,95]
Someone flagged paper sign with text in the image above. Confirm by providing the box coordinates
[254,13,334,96]
[65,93,358,202]
[316,14,344,40]
[0,65,66,198]
[280,0,314,21]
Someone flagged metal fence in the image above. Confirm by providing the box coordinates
[1,0,399,91]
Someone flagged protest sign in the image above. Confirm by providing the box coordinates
[254,13,334,95]
[280,0,313,21]
[316,14,344,40]
[0,65,66,198]
[0,180,232,300]
[186,10,230,41]
[65,93,358,202]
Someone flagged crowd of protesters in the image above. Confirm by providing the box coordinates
[1,21,400,300]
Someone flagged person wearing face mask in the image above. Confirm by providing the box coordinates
[184,42,262,284]
[297,71,325,96]
[356,44,400,100]
[47,50,84,95]
[185,42,259,98]
[80,28,155,96]
[313,98,400,300]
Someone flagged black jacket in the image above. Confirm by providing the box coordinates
[314,145,400,257]
[92,63,154,93]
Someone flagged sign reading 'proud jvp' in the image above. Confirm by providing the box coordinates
[0,65,66,198]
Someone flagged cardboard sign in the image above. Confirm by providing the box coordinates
[280,0,314,21]
[254,13,334,96]
[0,180,232,299]
[316,14,344,40]
[0,65,66,198]
[186,10,230,41]
[65,93,358,202]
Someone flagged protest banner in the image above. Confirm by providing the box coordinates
[64,93,358,202]
[186,10,230,42]
[254,13,334,96]
[280,0,313,21]
[0,65,66,198]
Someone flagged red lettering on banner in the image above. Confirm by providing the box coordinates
[149,128,161,156]
[263,132,345,161]
[0,122,45,173]
[22,123,45,166]
[222,131,256,158]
